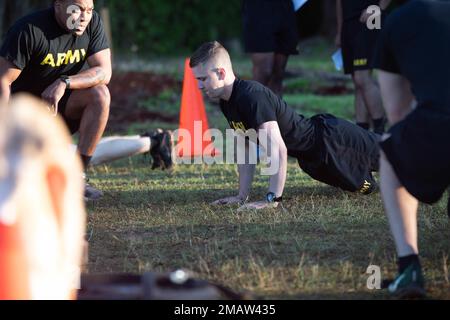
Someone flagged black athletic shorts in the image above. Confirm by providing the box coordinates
[294,114,380,193]
[58,89,81,135]
[16,89,80,134]
[341,18,382,74]
[242,0,298,55]
[380,106,450,204]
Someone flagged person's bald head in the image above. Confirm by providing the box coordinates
[54,0,95,36]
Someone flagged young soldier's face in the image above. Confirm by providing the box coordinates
[192,62,225,101]
[56,0,95,36]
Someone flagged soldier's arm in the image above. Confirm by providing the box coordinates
[0,57,21,105]
[64,48,112,89]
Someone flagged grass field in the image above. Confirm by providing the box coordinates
[86,38,450,299]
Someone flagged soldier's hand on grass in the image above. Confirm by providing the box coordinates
[237,200,278,211]
[211,195,247,206]
[41,79,67,116]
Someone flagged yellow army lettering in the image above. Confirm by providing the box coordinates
[353,58,368,67]
[359,180,372,194]
[40,49,87,68]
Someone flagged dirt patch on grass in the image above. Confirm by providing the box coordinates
[107,71,181,132]
[285,68,353,96]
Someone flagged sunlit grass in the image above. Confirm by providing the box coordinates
[87,38,450,299]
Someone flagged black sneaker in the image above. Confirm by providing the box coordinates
[388,262,426,299]
[142,129,174,170]
[150,149,163,170]
[141,129,163,170]
[155,130,174,170]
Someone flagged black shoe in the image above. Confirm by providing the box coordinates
[388,262,426,299]
[141,129,174,170]
[141,129,162,169]
[155,130,174,170]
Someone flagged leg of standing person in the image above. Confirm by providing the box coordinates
[251,53,274,89]
[267,53,289,97]
[353,70,385,134]
[378,70,425,298]
[61,85,110,201]
[243,0,297,97]
[355,88,371,130]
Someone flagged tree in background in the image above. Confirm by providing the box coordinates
[106,0,242,55]
[1,0,341,56]
[1,0,51,38]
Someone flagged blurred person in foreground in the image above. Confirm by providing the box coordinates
[375,0,450,298]
[0,95,86,300]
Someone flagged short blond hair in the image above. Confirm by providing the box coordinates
[190,41,229,68]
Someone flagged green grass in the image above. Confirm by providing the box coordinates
[115,38,339,80]
[87,38,450,299]
[86,160,450,299]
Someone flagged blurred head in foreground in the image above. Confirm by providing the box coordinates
[0,95,85,300]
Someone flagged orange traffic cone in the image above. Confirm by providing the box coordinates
[0,224,30,299]
[177,58,219,158]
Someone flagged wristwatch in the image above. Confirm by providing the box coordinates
[60,75,71,89]
[266,192,282,203]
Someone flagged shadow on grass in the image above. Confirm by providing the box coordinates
[87,185,363,207]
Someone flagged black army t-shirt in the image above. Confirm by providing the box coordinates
[342,0,379,21]
[220,79,315,155]
[374,0,450,110]
[0,7,109,97]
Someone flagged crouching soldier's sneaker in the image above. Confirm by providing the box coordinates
[388,262,426,299]
[84,183,103,201]
[83,174,103,201]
